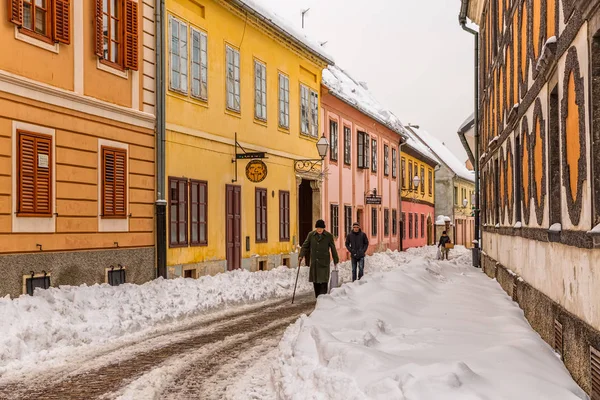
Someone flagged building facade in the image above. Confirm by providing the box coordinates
[462,0,600,396]
[0,0,157,297]
[164,0,332,277]
[400,130,438,249]
[321,66,404,261]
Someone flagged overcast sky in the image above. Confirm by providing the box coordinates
[256,0,474,162]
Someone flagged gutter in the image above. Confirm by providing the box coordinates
[459,0,481,266]
[457,118,476,167]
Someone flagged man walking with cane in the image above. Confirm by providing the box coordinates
[345,222,369,282]
[298,219,339,298]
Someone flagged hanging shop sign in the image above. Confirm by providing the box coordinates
[246,160,268,183]
[365,195,382,205]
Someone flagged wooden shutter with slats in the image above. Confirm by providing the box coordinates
[124,0,139,70]
[18,132,52,216]
[94,0,104,57]
[102,147,127,218]
[53,0,71,44]
[8,0,23,26]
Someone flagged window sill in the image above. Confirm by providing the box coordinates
[16,213,53,218]
[256,240,268,244]
[190,242,208,247]
[15,27,59,53]
[279,239,291,242]
[101,215,128,220]
[97,59,129,79]
[254,118,268,127]
[191,94,208,103]
[278,126,290,134]
[169,243,189,248]
[225,108,242,118]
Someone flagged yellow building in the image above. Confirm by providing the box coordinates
[0,0,157,297]
[164,0,333,276]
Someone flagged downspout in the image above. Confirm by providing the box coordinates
[398,139,405,251]
[459,0,481,267]
[155,0,167,278]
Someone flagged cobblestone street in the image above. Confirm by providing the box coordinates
[0,295,315,400]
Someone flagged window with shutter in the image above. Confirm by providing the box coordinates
[11,0,57,43]
[169,177,188,247]
[101,147,127,218]
[53,0,70,44]
[279,191,290,241]
[9,0,23,26]
[190,180,208,246]
[18,131,52,216]
[256,188,267,242]
[95,0,138,70]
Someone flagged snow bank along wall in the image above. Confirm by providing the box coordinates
[475,0,600,396]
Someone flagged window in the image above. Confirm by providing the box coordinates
[421,214,425,238]
[95,0,138,70]
[357,131,370,169]
[392,148,397,178]
[169,16,188,92]
[278,73,290,129]
[255,188,267,242]
[371,139,377,172]
[108,268,126,286]
[331,204,339,237]
[10,0,70,44]
[401,158,406,187]
[344,126,351,165]
[101,147,127,218]
[408,161,413,187]
[190,180,207,246]
[300,85,319,137]
[408,213,413,238]
[25,274,51,296]
[191,28,208,100]
[169,178,188,247]
[254,60,267,120]
[329,120,339,161]
[402,212,406,239]
[392,209,397,236]
[414,213,418,238]
[384,209,390,236]
[420,166,425,194]
[371,208,378,236]
[226,45,241,112]
[344,205,352,235]
[454,186,459,205]
[17,131,52,216]
[279,191,290,241]
[384,144,389,176]
[428,169,433,195]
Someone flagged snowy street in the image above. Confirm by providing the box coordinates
[0,247,589,399]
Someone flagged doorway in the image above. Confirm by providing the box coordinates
[226,185,241,270]
[299,179,313,245]
[427,215,432,245]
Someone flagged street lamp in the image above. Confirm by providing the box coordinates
[463,198,469,208]
[316,135,329,159]
[412,175,421,191]
[294,134,330,174]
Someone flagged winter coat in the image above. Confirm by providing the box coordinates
[438,235,451,248]
[299,230,340,283]
[345,230,369,259]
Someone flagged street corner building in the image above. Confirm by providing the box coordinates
[320,66,407,260]
[399,128,438,250]
[461,0,600,396]
[163,0,333,277]
[0,0,157,297]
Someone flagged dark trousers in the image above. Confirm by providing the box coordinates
[351,257,365,281]
[313,282,328,297]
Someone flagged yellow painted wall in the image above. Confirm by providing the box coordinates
[400,152,435,205]
[165,0,328,268]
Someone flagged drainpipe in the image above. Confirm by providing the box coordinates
[155,0,167,278]
[398,140,405,251]
[459,1,481,267]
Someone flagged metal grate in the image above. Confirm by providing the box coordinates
[554,320,563,359]
[592,347,600,400]
[26,272,50,296]
[108,267,126,286]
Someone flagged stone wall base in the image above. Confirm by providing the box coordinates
[481,253,600,397]
[0,247,155,298]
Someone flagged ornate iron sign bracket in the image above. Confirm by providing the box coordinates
[293,159,324,174]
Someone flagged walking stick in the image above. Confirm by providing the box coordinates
[292,258,302,304]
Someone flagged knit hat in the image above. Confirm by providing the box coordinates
[352,222,360,227]
[315,219,326,229]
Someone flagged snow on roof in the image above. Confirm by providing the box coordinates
[234,0,334,64]
[322,66,407,137]
[402,128,438,164]
[458,113,475,134]
[409,127,475,182]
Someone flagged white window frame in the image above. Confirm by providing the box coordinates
[226,45,241,112]
[191,28,208,100]
[278,73,290,129]
[309,89,319,137]
[300,84,310,135]
[254,60,267,121]
[169,15,188,94]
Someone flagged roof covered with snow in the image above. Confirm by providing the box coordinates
[322,66,407,138]
[234,0,334,64]
[409,127,475,182]
[458,113,475,134]
[402,128,439,164]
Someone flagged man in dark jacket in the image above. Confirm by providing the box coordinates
[438,231,451,260]
[298,219,339,297]
[345,222,369,281]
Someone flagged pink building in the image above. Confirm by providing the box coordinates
[320,67,406,261]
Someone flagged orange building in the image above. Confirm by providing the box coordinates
[0,0,156,297]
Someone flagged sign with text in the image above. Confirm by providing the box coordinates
[365,196,382,205]
[236,152,266,160]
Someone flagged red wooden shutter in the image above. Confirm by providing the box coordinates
[18,132,52,215]
[53,0,71,44]
[8,0,23,26]
[114,150,127,216]
[102,147,127,218]
[124,0,139,70]
[18,134,36,214]
[35,137,52,215]
[94,0,104,57]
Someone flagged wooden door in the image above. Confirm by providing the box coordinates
[298,179,313,245]
[226,185,241,270]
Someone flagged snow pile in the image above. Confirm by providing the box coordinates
[322,66,406,137]
[270,247,587,400]
[409,126,475,182]
[0,265,314,373]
